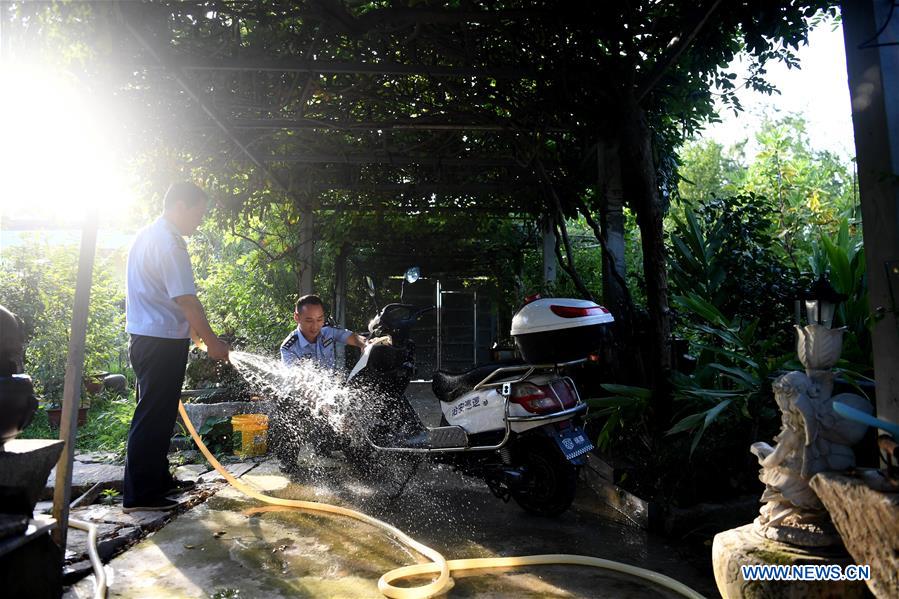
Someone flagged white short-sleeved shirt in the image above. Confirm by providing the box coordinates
[280,326,353,370]
[125,217,197,339]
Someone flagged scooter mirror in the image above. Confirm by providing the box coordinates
[365,276,376,297]
[404,266,421,284]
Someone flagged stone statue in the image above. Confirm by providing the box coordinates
[750,324,872,546]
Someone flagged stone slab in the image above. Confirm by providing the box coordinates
[74,451,119,464]
[44,462,124,500]
[247,457,286,475]
[97,525,142,561]
[71,503,170,529]
[62,558,94,583]
[811,471,899,598]
[713,523,868,599]
[198,462,257,483]
[174,464,210,482]
[64,523,140,579]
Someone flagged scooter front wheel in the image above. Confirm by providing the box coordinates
[510,436,578,516]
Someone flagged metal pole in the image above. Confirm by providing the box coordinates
[334,244,348,369]
[52,209,99,549]
[436,280,442,371]
[473,290,478,366]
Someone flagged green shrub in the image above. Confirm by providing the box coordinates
[0,240,127,400]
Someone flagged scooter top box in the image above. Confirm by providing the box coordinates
[511,297,614,364]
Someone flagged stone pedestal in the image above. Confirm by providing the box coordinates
[810,471,899,598]
[713,523,868,598]
[0,439,64,516]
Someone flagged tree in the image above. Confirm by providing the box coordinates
[678,113,859,269]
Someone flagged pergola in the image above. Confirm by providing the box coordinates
[111,0,600,293]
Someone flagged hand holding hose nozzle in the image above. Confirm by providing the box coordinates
[192,331,230,362]
[205,337,230,361]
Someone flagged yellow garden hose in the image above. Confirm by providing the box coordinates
[178,401,705,599]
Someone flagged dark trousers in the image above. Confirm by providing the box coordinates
[124,334,189,504]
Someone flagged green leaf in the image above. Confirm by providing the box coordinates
[674,293,728,328]
[708,363,759,387]
[596,410,621,451]
[667,412,706,435]
[821,234,852,295]
[587,397,641,408]
[598,384,653,400]
[690,399,733,455]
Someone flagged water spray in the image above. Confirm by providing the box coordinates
[177,351,705,599]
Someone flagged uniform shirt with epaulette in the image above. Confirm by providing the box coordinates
[280,326,353,370]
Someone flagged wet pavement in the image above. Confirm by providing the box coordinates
[67,454,716,598]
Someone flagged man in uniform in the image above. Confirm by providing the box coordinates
[124,182,229,512]
[280,294,366,371]
[275,294,366,467]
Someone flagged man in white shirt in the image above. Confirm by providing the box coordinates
[123,182,229,512]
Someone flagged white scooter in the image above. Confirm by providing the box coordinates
[343,293,613,516]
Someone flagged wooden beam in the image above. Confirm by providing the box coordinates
[224,119,557,132]
[317,204,529,213]
[266,153,523,167]
[305,182,519,194]
[116,2,300,205]
[355,7,548,27]
[141,57,529,79]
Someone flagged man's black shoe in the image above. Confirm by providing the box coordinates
[122,497,178,513]
[165,478,197,495]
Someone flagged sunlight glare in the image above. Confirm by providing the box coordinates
[0,64,136,226]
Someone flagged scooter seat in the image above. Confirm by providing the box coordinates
[432,363,518,402]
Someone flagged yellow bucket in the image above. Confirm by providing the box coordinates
[231,414,269,458]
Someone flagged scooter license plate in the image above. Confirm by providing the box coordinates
[550,425,594,461]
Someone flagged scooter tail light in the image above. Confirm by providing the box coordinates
[550,379,578,409]
[511,382,559,414]
[549,305,608,318]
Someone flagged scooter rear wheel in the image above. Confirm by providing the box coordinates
[510,436,578,516]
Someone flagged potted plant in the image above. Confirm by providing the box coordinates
[83,373,105,395]
[46,394,90,429]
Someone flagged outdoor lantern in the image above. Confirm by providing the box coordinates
[799,275,847,328]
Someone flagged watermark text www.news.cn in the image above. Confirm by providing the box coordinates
[742,564,871,582]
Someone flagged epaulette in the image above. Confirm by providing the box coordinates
[281,331,298,350]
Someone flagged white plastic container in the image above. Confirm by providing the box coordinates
[510,298,614,364]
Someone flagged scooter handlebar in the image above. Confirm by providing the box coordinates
[370,304,436,336]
